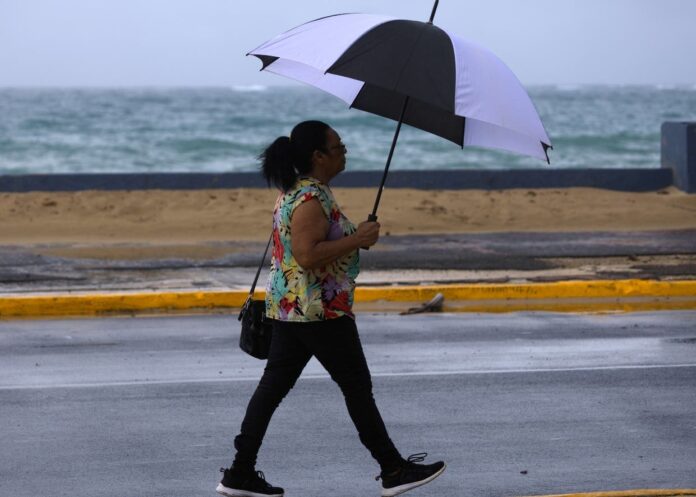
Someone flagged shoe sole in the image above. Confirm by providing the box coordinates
[381,463,447,497]
[216,482,283,497]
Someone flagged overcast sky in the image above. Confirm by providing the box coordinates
[1,0,695,87]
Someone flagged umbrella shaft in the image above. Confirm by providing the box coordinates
[370,96,410,221]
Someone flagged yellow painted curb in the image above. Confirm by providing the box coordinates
[517,489,696,497]
[0,290,252,319]
[354,279,696,302]
[0,279,695,318]
[436,297,696,314]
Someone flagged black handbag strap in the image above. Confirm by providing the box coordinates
[249,231,273,297]
[239,230,273,321]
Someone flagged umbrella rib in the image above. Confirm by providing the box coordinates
[391,22,452,111]
[393,22,428,93]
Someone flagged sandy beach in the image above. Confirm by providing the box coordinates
[1,186,695,259]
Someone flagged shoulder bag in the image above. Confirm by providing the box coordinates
[238,232,273,359]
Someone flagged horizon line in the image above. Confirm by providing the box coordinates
[1,82,696,90]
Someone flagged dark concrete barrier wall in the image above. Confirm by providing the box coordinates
[0,168,674,193]
[662,122,696,193]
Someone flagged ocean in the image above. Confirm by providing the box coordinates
[0,85,695,175]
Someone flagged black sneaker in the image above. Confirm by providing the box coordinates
[216,467,284,497]
[376,453,446,497]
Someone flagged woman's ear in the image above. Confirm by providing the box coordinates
[311,149,324,164]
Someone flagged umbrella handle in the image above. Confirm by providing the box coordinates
[361,214,379,251]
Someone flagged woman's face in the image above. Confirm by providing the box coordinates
[320,128,347,179]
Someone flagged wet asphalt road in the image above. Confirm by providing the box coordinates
[1,312,695,497]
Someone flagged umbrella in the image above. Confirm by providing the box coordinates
[247,0,552,221]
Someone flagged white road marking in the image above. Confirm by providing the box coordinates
[1,363,695,391]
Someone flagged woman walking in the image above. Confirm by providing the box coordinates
[217,120,445,497]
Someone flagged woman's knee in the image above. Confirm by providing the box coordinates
[333,369,373,398]
[258,368,300,397]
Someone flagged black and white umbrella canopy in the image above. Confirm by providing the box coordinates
[249,13,552,162]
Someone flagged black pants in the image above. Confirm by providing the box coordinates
[233,315,402,472]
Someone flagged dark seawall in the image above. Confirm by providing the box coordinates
[0,168,675,193]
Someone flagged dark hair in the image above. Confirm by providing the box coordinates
[260,120,330,191]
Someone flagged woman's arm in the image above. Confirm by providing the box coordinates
[291,198,380,270]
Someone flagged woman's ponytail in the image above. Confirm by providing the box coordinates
[260,136,297,192]
[259,120,330,192]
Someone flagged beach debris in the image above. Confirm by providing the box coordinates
[400,293,444,315]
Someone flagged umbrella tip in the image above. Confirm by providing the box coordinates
[428,0,440,23]
[543,143,553,165]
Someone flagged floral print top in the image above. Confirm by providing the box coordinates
[265,177,359,322]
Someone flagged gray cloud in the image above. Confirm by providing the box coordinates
[1,0,695,87]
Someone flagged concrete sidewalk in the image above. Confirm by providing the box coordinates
[2,229,695,317]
